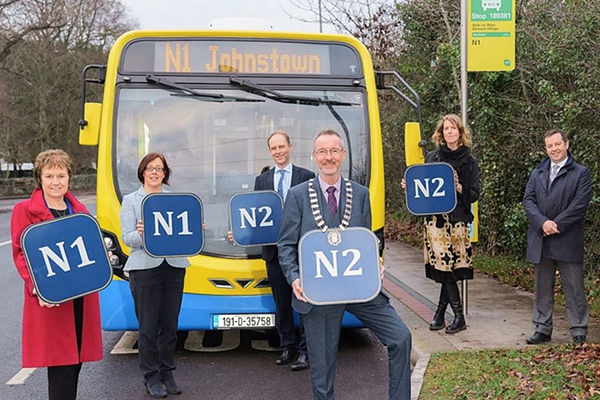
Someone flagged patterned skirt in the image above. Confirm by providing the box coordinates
[423,215,473,283]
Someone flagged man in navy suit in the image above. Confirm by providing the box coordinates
[255,131,315,370]
[523,129,592,345]
[278,129,412,400]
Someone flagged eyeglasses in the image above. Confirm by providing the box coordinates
[145,166,164,172]
[313,148,344,157]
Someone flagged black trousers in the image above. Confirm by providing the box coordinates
[48,298,83,400]
[266,258,306,354]
[129,261,186,384]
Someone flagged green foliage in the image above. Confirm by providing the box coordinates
[473,252,534,292]
[380,0,600,281]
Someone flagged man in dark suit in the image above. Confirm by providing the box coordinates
[255,131,314,370]
[278,129,412,400]
[523,128,592,345]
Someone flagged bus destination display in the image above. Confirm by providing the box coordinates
[122,40,361,76]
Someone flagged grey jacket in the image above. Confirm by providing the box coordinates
[121,186,190,271]
[277,177,372,314]
[522,153,592,264]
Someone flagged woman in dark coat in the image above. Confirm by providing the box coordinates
[423,114,480,334]
[11,149,103,400]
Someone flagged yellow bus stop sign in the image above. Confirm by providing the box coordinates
[470,202,478,242]
[468,0,515,71]
[404,122,424,166]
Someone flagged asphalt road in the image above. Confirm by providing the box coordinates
[0,195,391,400]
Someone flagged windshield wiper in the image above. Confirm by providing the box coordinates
[229,76,359,106]
[146,74,264,103]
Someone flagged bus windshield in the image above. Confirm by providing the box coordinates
[114,87,369,257]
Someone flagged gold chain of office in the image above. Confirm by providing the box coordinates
[307,178,353,246]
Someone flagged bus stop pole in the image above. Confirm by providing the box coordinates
[319,0,323,33]
[460,0,469,314]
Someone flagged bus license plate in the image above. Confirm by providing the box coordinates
[213,314,276,329]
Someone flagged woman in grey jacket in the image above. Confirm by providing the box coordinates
[120,152,189,398]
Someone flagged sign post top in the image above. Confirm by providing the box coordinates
[467,0,516,71]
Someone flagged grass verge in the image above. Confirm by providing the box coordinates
[420,344,600,400]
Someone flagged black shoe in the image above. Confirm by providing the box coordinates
[430,286,449,331]
[445,315,466,334]
[291,353,309,371]
[430,320,445,331]
[526,332,551,345]
[275,348,296,365]
[443,282,466,334]
[145,382,167,398]
[573,335,586,345]
[162,378,182,395]
[429,307,447,331]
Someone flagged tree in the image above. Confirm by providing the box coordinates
[0,0,138,171]
[0,0,63,64]
[288,0,402,68]
[393,0,600,268]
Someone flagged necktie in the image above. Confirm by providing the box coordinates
[277,169,286,199]
[549,164,560,185]
[326,186,337,216]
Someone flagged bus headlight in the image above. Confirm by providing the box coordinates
[103,236,115,251]
[101,229,129,280]
[374,227,385,257]
[110,254,120,266]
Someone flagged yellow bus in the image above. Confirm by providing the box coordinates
[79,29,421,331]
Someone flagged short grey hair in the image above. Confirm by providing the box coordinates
[313,129,345,150]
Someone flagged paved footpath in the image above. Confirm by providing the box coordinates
[382,241,600,399]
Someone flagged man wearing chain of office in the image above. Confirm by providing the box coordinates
[278,129,412,400]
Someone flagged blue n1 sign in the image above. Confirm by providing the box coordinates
[229,191,283,246]
[299,227,381,305]
[142,193,204,257]
[21,214,112,304]
[404,162,457,215]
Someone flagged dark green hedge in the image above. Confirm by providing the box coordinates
[382,0,599,273]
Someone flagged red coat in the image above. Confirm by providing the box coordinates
[11,189,103,367]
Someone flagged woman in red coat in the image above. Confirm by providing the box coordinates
[11,149,103,400]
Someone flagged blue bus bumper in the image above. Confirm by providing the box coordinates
[100,279,363,331]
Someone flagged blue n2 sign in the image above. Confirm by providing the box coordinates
[298,227,381,305]
[142,193,204,257]
[21,214,112,304]
[229,191,283,246]
[404,162,457,215]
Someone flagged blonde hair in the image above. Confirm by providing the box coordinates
[33,149,73,188]
[431,114,472,148]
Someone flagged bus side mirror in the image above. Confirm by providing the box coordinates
[79,103,102,146]
[405,122,425,166]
